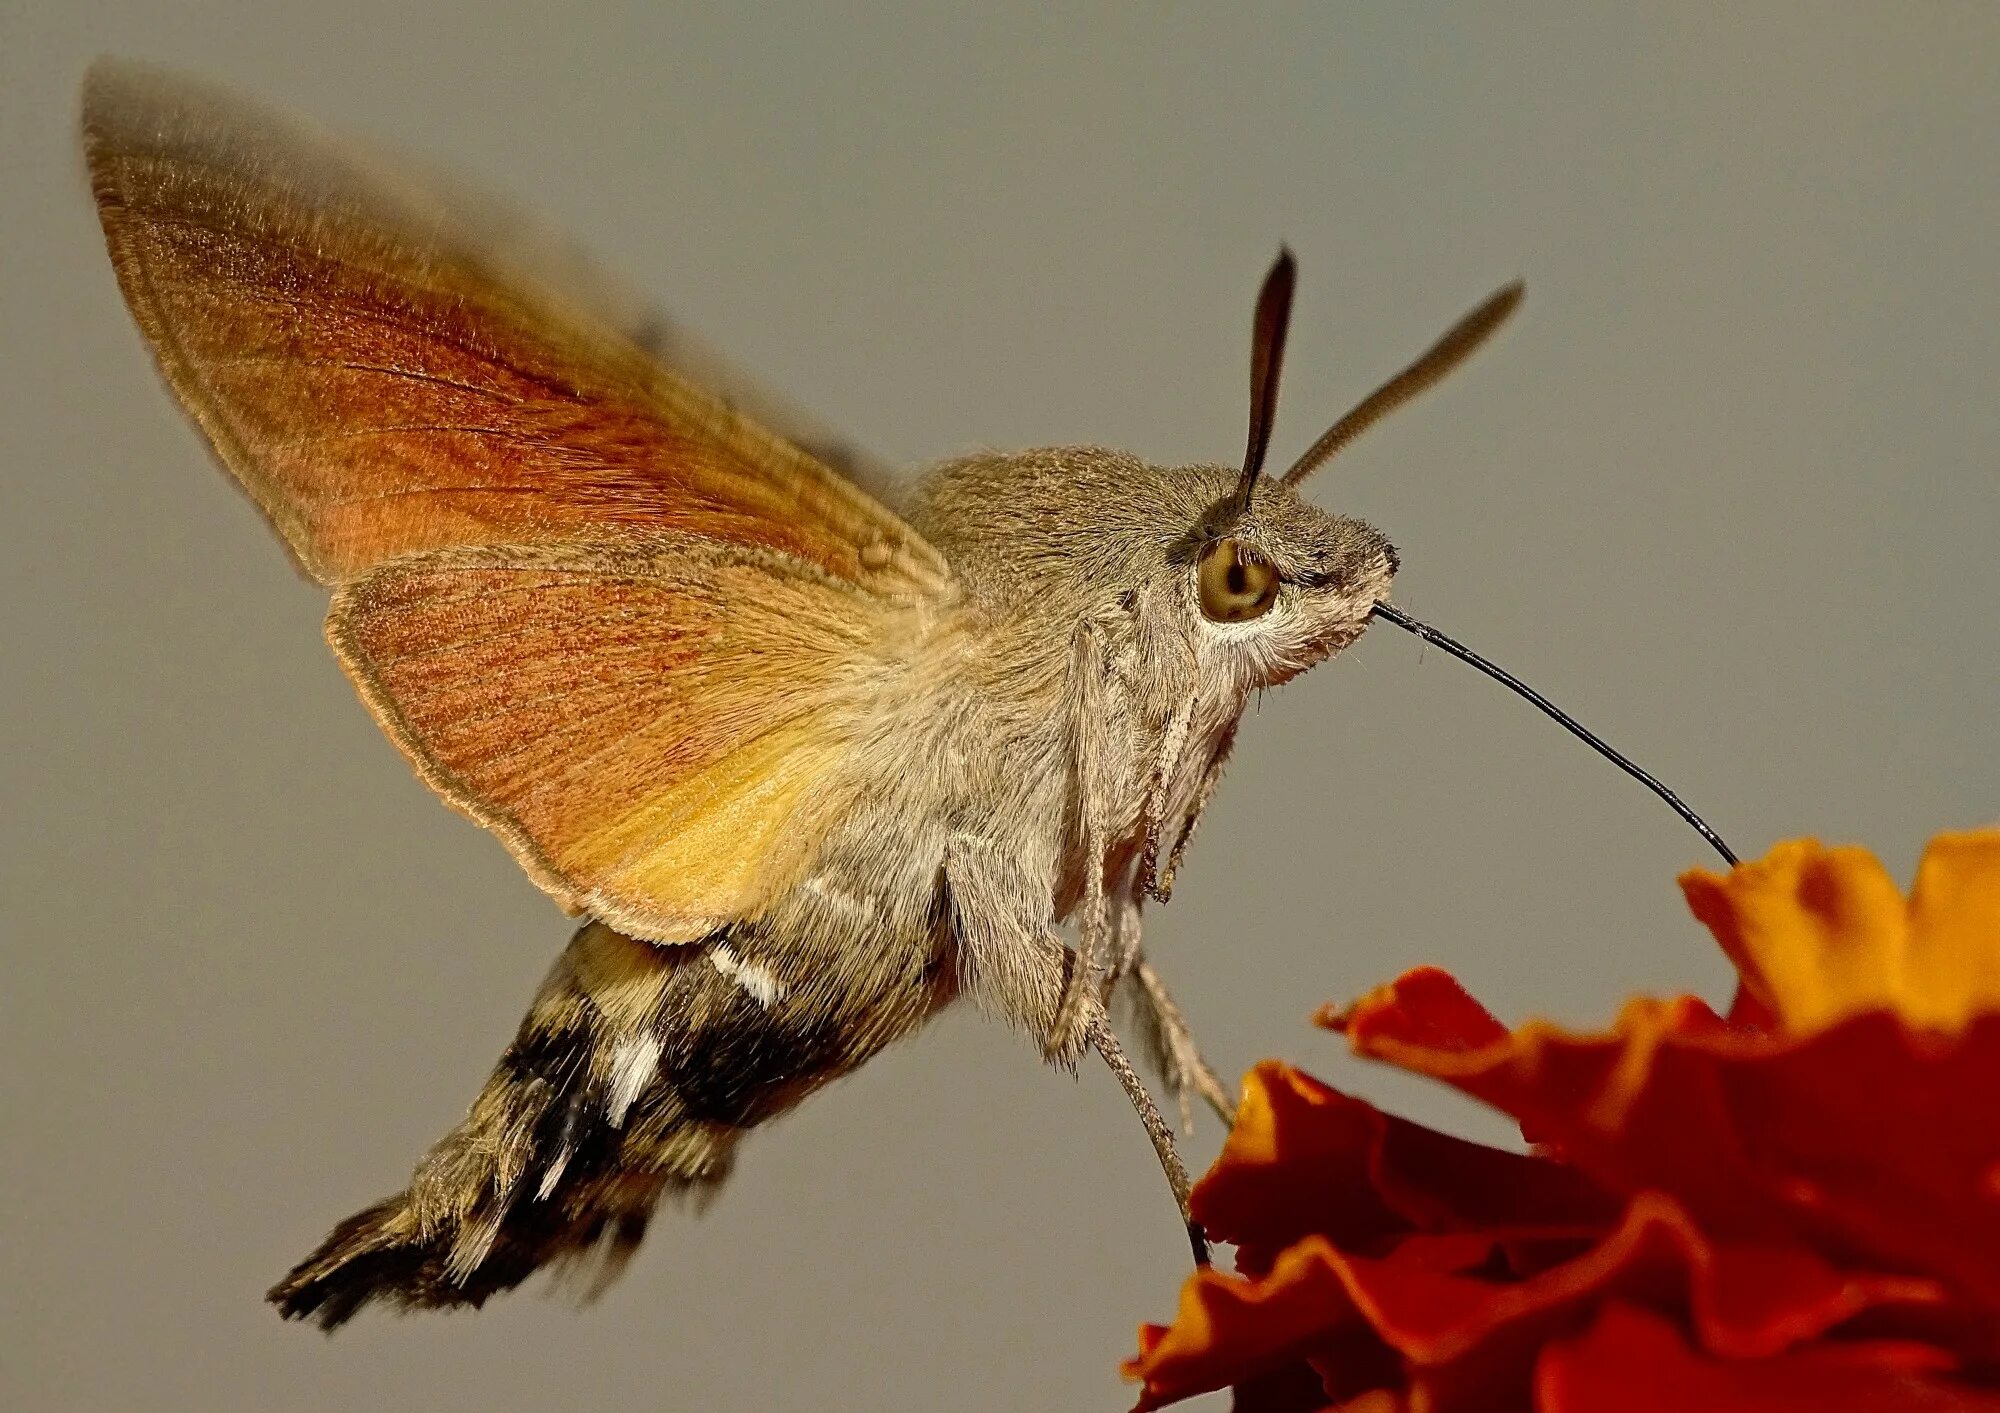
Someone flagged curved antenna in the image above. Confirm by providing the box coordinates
[1281,281,1524,486]
[1234,247,1297,514]
[1371,601,1738,867]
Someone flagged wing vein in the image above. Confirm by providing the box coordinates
[205,353,525,404]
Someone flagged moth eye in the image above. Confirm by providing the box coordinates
[1197,538,1281,623]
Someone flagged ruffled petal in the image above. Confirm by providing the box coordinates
[1320,967,1510,1054]
[1680,829,2000,1034]
[1334,969,2000,1331]
[1905,831,2000,1028]
[1131,1157,1948,1410]
[1680,840,1911,1034]
[1194,1061,1615,1273]
[1537,1302,1999,1413]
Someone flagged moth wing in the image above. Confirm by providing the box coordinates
[329,537,915,944]
[340,139,907,508]
[83,60,955,936]
[81,59,944,593]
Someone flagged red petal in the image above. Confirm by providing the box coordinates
[1225,1360,1340,1412]
[1194,1062,1617,1271]
[1341,972,2000,1339]
[1128,1190,1948,1412]
[1320,967,1509,1052]
[1536,1302,1999,1413]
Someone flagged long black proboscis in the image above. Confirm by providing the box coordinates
[1372,601,1739,867]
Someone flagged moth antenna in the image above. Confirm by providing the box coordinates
[1235,247,1297,515]
[1281,281,1524,486]
[1371,602,1739,867]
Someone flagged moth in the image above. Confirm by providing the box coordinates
[84,60,1733,1329]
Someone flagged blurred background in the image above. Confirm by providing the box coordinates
[3,5,1996,1410]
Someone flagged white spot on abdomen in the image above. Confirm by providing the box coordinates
[536,1146,571,1199]
[708,943,784,1007]
[604,1034,662,1128]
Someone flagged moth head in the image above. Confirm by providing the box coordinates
[909,252,1517,689]
[1169,469,1398,686]
[1166,249,1517,685]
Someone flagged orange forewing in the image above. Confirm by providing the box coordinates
[81,60,947,597]
[84,62,955,938]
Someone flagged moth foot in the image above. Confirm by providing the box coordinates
[1129,957,1236,1134]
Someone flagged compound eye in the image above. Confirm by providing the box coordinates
[1197,538,1281,622]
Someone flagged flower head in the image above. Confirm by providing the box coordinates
[1126,831,2000,1411]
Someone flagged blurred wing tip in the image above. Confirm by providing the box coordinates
[81,56,204,139]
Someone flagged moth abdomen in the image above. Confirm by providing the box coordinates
[268,923,731,1327]
[269,913,941,1328]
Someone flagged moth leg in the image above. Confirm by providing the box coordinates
[1124,951,1237,1132]
[946,831,1094,1063]
[1144,720,1239,904]
[1099,896,1232,1133]
[1088,1011,1206,1264]
[1104,890,1146,993]
[1134,694,1197,902]
[945,836,1203,1258]
[1049,616,1117,1059]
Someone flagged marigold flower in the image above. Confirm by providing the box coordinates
[1125,830,2000,1411]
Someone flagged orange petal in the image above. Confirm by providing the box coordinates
[1904,831,2000,1030]
[1680,839,1912,1034]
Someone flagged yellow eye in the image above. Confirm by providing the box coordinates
[1197,538,1281,622]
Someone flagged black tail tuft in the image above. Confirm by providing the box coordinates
[268,1191,660,1330]
[270,1198,453,1330]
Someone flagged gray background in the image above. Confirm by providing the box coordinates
[4,6,1996,1411]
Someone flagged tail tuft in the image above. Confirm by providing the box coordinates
[268,1190,667,1330]
[269,922,737,1329]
